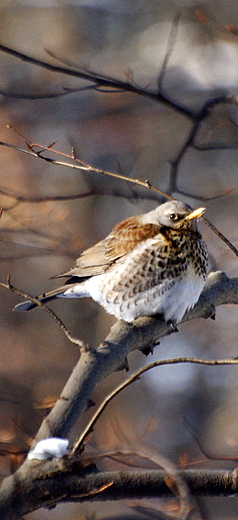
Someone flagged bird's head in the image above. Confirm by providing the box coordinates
[143,200,206,231]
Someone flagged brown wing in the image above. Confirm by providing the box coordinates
[105,218,160,259]
[53,216,161,279]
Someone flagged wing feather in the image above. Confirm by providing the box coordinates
[53,218,161,280]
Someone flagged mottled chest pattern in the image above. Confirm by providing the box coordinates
[110,226,208,295]
[158,227,208,279]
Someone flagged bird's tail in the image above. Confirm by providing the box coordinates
[13,282,79,312]
[13,294,59,311]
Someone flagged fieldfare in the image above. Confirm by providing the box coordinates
[14,200,208,324]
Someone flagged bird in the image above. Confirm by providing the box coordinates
[14,200,208,324]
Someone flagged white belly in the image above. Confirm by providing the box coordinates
[62,262,205,324]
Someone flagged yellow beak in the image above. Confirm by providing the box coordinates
[186,207,206,220]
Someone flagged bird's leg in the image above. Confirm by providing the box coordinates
[205,304,216,320]
[167,320,179,333]
[141,341,159,356]
[152,313,179,334]
[116,357,129,371]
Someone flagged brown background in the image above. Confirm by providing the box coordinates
[0,1,238,518]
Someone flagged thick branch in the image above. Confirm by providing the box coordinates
[34,271,238,442]
[0,461,238,519]
[0,271,237,518]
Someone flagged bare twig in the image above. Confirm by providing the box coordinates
[0,137,172,202]
[168,95,234,193]
[0,84,96,99]
[202,217,238,257]
[176,187,235,202]
[86,446,192,520]
[0,272,237,519]
[0,45,237,215]
[17,271,236,442]
[0,186,96,205]
[158,13,181,91]
[183,418,238,463]
[0,277,89,351]
[72,354,238,456]
[0,44,195,119]
[1,136,238,258]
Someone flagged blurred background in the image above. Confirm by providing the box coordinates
[0,0,238,518]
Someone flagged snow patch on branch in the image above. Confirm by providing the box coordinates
[27,438,69,460]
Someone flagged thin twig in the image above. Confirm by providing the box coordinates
[183,418,238,463]
[0,44,195,119]
[90,446,192,520]
[202,217,238,257]
[1,134,237,257]
[0,136,172,201]
[158,13,181,91]
[0,85,96,100]
[72,355,238,455]
[0,277,89,351]
[0,186,96,204]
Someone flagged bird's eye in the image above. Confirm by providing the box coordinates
[169,213,177,220]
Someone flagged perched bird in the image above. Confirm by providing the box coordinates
[14,200,208,324]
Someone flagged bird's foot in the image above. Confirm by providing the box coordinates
[167,320,179,333]
[141,342,159,356]
[116,357,129,372]
[205,305,216,320]
[151,313,179,333]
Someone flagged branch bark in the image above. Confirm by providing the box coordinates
[0,462,238,520]
[35,270,238,442]
[0,270,237,519]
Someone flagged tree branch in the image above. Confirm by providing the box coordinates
[0,44,237,205]
[1,137,237,256]
[4,270,238,445]
[0,271,237,518]
[0,462,238,520]
[0,44,195,119]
